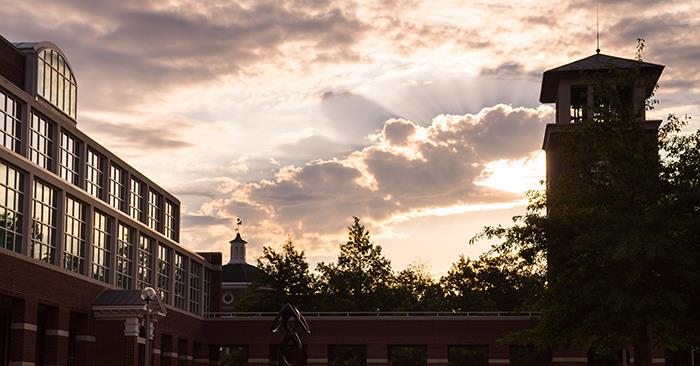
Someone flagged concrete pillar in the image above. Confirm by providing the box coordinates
[248,344,268,366]
[489,344,510,365]
[179,338,193,366]
[552,347,588,366]
[124,317,141,366]
[307,344,328,366]
[42,305,70,366]
[8,297,37,364]
[73,313,96,366]
[428,344,448,366]
[367,344,388,366]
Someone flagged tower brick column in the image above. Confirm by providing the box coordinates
[248,344,268,366]
[161,334,179,366]
[208,345,221,366]
[179,338,193,366]
[489,344,510,365]
[552,347,588,366]
[193,343,210,365]
[152,331,163,366]
[124,317,141,366]
[73,313,96,366]
[367,344,388,366]
[8,297,37,364]
[307,343,328,366]
[428,344,448,366]
[44,306,70,366]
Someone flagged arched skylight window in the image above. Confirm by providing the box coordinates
[37,48,77,119]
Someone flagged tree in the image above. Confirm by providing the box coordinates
[236,238,316,311]
[317,217,394,311]
[473,42,700,365]
[391,262,446,311]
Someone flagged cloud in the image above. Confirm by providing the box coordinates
[190,104,552,250]
[79,116,194,151]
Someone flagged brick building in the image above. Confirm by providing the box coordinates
[0,34,681,366]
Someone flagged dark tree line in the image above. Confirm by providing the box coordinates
[236,217,542,313]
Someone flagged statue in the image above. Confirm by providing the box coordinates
[270,303,311,366]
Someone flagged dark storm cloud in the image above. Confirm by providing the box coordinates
[0,0,368,111]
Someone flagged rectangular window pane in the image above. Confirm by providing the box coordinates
[0,90,22,153]
[389,346,427,366]
[31,179,56,263]
[138,234,154,289]
[329,345,367,366]
[29,113,54,170]
[129,178,142,221]
[0,161,24,253]
[59,132,80,185]
[174,252,187,310]
[448,346,488,366]
[91,211,111,283]
[85,149,103,198]
[164,200,177,241]
[147,189,161,232]
[189,261,201,314]
[157,244,171,304]
[116,223,134,289]
[108,164,125,211]
[63,196,86,274]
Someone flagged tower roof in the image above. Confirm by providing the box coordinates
[540,53,664,103]
[229,232,247,245]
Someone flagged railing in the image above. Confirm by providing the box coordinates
[204,311,539,319]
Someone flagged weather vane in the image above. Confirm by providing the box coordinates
[596,5,600,54]
[271,303,311,366]
[235,217,242,233]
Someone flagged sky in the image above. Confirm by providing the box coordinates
[2,0,698,275]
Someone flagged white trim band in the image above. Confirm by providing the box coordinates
[552,357,587,362]
[11,322,37,331]
[249,358,269,363]
[428,359,449,364]
[75,335,96,342]
[153,349,161,355]
[194,358,210,363]
[45,329,70,337]
[9,362,36,366]
[163,352,178,358]
[489,359,510,364]
[308,358,328,363]
[653,358,666,364]
[367,359,388,364]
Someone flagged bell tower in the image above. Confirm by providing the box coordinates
[539,53,664,190]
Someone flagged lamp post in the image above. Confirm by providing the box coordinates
[141,287,158,366]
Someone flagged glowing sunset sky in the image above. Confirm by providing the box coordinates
[2,0,698,274]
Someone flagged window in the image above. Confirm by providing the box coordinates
[203,269,212,315]
[164,200,177,241]
[63,196,86,274]
[448,346,488,366]
[129,178,143,221]
[91,211,111,283]
[389,346,427,366]
[157,244,171,304]
[59,132,80,185]
[85,149,103,198]
[329,345,367,366]
[29,113,54,170]
[0,161,23,253]
[31,180,57,263]
[147,190,161,232]
[37,48,77,119]
[570,85,588,123]
[189,261,201,314]
[174,253,187,310]
[115,224,134,289]
[0,90,22,153]
[510,346,551,366]
[108,164,125,211]
[137,234,154,289]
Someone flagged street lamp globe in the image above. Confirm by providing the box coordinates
[141,287,157,302]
